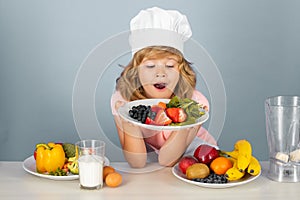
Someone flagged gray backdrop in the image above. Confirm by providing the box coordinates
[1,0,299,161]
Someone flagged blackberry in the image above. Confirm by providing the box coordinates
[193,173,228,184]
[147,109,156,120]
[129,105,153,124]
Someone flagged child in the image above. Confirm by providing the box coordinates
[111,7,217,168]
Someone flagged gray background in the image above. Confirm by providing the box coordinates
[1,0,299,161]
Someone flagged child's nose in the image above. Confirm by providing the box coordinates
[155,65,166,77]
[156,73,166,77]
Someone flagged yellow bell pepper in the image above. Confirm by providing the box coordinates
[36,142,66,173]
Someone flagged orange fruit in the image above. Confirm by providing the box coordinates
[103,166,115,180]
[105,172,122,187]
[210,157,233,175]
[158,102,167,109]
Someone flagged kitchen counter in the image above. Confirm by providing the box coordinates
[0,161,299,200]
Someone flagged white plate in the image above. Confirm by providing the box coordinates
[118,99,209,131]
[172,163,261,188]
[22,155,110,181]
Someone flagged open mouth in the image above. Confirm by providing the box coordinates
[153,83,166,89]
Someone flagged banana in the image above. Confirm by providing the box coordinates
[246,156,261,176]
[219,150,239,159]
[224,157,245,181]
[221,149,261,176]
[234,139,252,172]
[225,156,236,165]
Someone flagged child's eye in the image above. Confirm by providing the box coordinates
[146,65,155,68]
[166,65,174,68]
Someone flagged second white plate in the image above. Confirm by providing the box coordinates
[172,163,261,188]
[118,99,209,131]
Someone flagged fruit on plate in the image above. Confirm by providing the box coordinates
[220,139,255,172]
[186,163,210,180]
[35,142,66,173]
[224,157,245,181]
[246,156,261,176]
[178,156,198,174]
[193,173,228,184]
[193,144,219,165]
[218,139,261,181]
[166,108,187,123]
[234,139,252,172]
[154,109,172,125]
[210,156,233,175]
[128,96,206,126]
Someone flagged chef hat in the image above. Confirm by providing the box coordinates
[129,7,192,55]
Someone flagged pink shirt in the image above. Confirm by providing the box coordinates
[111,90,217,149]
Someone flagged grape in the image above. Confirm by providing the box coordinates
[193,173,228,184]
[129,105,154,124]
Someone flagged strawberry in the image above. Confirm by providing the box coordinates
[154,109,172,125]
[166,108,187,123]
[145,117,155,125]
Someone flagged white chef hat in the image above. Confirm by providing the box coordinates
[129,7,192,55]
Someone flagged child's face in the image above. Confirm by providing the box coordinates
[138,56,180,99]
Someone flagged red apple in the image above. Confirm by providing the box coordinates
[178,156,198,174]
[193,144,219,165]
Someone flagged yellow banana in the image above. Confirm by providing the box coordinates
[221,149,261,176]
[219,150,239,159]
[234,139,252,172]
[224,157,245,181]
[225,156,236,165]
[246,156,261,176]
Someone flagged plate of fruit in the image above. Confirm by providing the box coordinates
[172,141,261,188]
[118,96,209,131]
[23,142,110,181]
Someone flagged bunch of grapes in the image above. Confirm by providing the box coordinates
[129,105,156,124]
[193,173,228,184]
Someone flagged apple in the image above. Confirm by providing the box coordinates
[193,144,219,165]
[178,156,198,174]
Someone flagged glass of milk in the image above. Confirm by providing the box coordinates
[76,140,105,189]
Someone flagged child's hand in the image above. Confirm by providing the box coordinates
[115,100,125,111]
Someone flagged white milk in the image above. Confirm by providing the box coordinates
[78,155,103,188]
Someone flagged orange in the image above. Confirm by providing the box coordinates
[210,157,233,175]
[103,166,115,181]
[158,102,167,109]
[105,172,122,187]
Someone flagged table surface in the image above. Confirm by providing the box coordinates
[0,160,299,200]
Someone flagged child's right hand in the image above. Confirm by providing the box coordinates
[114,100,125,112]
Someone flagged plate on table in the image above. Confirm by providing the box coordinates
[118,99,209,131]
[22,155,110,181]
[172,163,261,188]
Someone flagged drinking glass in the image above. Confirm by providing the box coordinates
[76,140,105,189]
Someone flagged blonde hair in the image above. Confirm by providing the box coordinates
[116,46,196,101]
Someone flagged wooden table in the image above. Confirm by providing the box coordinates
[0,161,299,200]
